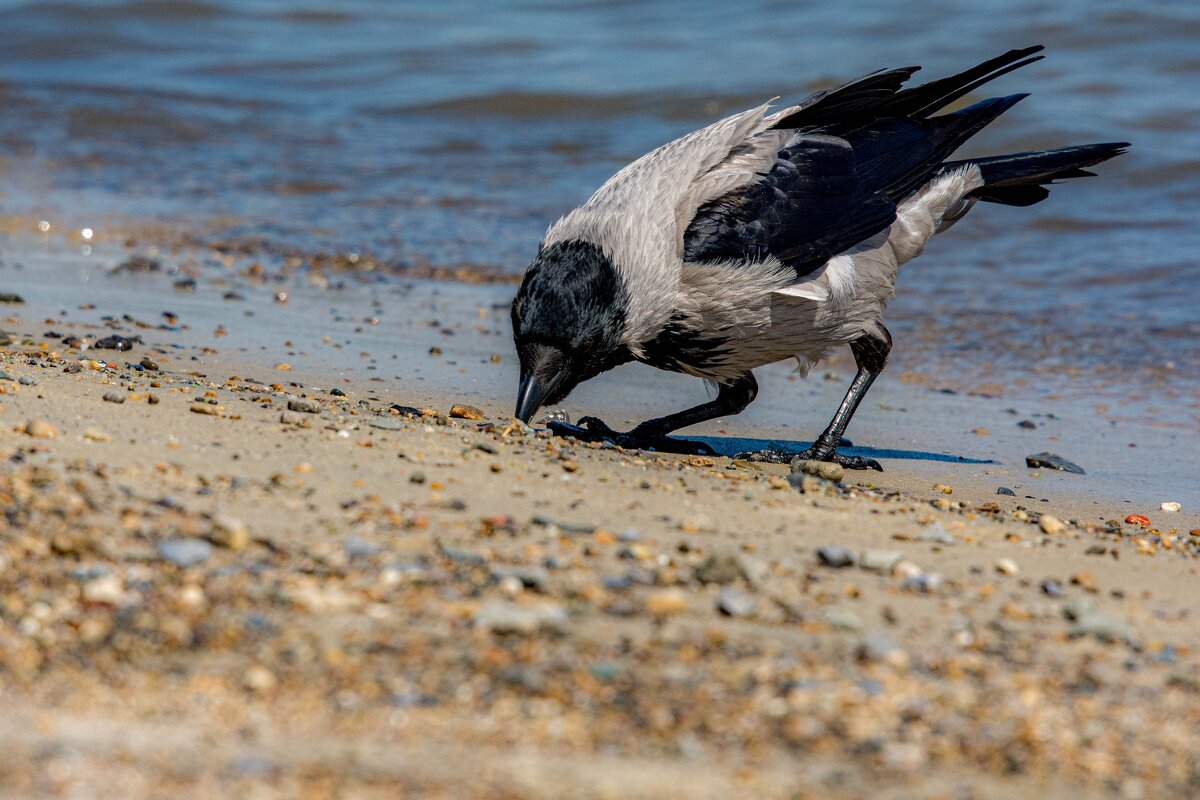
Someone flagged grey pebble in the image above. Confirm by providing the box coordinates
[158,538,213,567]
[695,552,742,585]
[287,398,321,414]
[0,371,13,381]
[1025,452,1086,474]
[716,587,758,617]
[826,608,864,631]
[368,417,405,431]
[901,573,944,593]
[859,550,903,572]
[473,600,567,635]
[1070,611,1131,644]
[816,546,855,568]
[1040,579,1064,597]
[857,632,905,663]
[18,376,33,385]
[489,565,550,593]
[917,526,956,544]
[996,486,1017,496]
[102,391,126,404]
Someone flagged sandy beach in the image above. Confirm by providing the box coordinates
[0,238,1197,798]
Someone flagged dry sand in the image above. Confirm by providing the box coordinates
[0,242,1198,799]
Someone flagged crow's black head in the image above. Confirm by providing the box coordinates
[511,239,632,422]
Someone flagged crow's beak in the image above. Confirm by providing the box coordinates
[515,367,568,423]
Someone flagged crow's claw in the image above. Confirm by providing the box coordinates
[548,417,716,456]
[733,445,883,471]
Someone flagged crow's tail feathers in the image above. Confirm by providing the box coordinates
[945,142,1130,207]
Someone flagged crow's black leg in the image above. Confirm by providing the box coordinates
[549,373,758,455]
[738,327,892,470]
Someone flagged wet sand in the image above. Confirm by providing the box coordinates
[0,241,1198,798]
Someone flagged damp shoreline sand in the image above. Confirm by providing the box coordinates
[1,239,1198,798]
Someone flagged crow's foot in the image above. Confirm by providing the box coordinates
[548,417,716,456]
[734,441,882,471]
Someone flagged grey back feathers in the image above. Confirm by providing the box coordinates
[517,45,1127,388]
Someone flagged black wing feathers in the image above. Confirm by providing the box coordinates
[682,47,1058,273]
[943,141,1129,206]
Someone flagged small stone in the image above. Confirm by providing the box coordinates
[892,560,923,579]
[825,608,863,631]
[139,358,160,371]
[102,391,126,404]
[859,550,903,572]
[695,553,742,585]
[996,486,1017,496]
[473,601,567,635]
[0,292,25,304]
[190,404,219,416]
[790,473,832,494]
[857,633,909,668]
[645,589,689,616]
[489,565,550,593]
[242,665,278,694]
[816,546,855,568]
[1025,452,1085,474]
[916,525,956,544]
[716,587,757,617]
[83,427,111,442]
[1070,572,1098,592]
[82,574,123,605]
[287,398,321,414]
[158,538,213,567]
[995,558,1020,576]
[1040,579,1064,597]
[24,419,59,438]
[1039,514,1066,535]
[1160,501,1182,513]
[368,417,405,431]
[209,517,250,551]
[1070,611,1131,644]
[449,404,485,420]
[793,459,844,483]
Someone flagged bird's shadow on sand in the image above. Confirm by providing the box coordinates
[691,435,995,465]
[547,422,993,464]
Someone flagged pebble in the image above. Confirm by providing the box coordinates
[1039,514,1066,535]
[716,587,758,617]
[242,665,279,694]
[24,419,59,438]
[1160,501,1181,513]
[94,334,137,351]
[1025,452,1086,474]
[916,526,956,544]
[368,417,405,431]
[489,565,550,593]
[287,398,321,414]
[859,550,903,573]
[102,391,126,404]
[82,574,124,605]
[1070,611,1131,645]
[473,601,567,635]
[816,546,855,568]
[0,371,12,381]
[995,558,1020,576]
[449,404,485,420]
[83,427,112,442]
[825,608,864,631]
[857,633,909,668]
[158,538,214,567]
[209,517,250,551]
[790,473,833,495]
[18,376,34,385]
[1040,579,1064,597]
[694,552,743,585]
[645,589,689,616]
[793,459,845,483]
[996,486,1017,496]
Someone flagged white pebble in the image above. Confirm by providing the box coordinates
[1161,501,1181,513]
[995,558,1019,576]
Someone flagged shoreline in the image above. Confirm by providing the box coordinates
[1,237,1198,796]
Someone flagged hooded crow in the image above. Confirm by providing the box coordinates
[511,46,1127,469]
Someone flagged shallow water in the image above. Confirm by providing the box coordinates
[0,0,1197,419]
